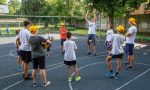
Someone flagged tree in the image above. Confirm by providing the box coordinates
[91,0,146,26]
[0,0,6,5]
[21,0,49,15]
[8,0,21,15]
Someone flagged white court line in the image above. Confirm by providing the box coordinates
[2,53,102,90]
[2,64,64,90]
[69,61,150,90]
[0,55,10,58]
[115,68,150,90]
[0,51,107,80]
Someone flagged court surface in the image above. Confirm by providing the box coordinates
[0,35,150,90]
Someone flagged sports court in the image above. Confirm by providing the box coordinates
[0,35,150,90]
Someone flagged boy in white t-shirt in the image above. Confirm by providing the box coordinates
[64,31,81,82]
[125,18,137,70]
[106,24,114,51]
[85,9,97,56]
[105,25,125,80]
[45,30,54,56]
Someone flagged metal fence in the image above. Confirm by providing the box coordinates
[0,14,149,36]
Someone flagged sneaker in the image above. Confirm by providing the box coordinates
[124,62,129,66]
[17,67,23,72]
[43,81,50,87]
[105,72,113,78]
[33,83,37,87]
[126,65,133,70]
[68,76,73,82]
[24,75,32,80]
[23,74,32,78]
[93,53,96,56]
[112,73,119,80]
[75,76,81,81]
[87,52,91,55]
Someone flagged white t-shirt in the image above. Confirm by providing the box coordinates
[126,26,137,44]
[106,29,114,41]
[64,40,77,61]
[45,34,52,40]
[19,29,31,51]
[110,34,125,55]
[88,21,96,34]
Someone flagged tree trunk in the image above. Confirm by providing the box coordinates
[108,16,114,28]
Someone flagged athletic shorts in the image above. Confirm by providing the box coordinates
[87,34,96,46]
[109,53,124,59]
[64,60,76,66]
[61,39,66,46]
[105,41,112,50]
[47,44,52,51]
[16,50,21,56]
[33,56,45,69]
[125,43,134,55]
[20,50,32,64]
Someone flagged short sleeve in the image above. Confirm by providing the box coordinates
[74,42,77,49]
[128,28,135,35]
[109,34,114,42]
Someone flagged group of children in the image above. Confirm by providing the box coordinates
[14,11,137,87]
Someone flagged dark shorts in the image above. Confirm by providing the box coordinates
[109,53,124,59]
[61,39,66,46]
[87,34,96,46]
[33,56,45,69]
[64,60,76,66]
[20,50,32,64]
[47,44,52,51]
[16,50,21,56]
[125,43,134,55]
[105,41,112,50]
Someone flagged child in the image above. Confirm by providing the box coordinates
[125,18,137,70]
[15,30,22,72]
[105,25,125,80]
[60,23,68,55]
[45,30,54,56]
[106,24,114,51]
[29,25,50,87]
[85,9,97,56]
[64,31,81,81]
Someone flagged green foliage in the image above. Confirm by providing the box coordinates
[0,0,6,5]
[67,27,76,31]
[21,0,49,15]
[8,0,21,15]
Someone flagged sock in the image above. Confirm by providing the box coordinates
[110,70,113,73]
[115,72,119,75]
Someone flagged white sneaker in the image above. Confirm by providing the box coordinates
[43,81,50,87]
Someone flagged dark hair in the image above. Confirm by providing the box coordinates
[110,24,113,29]
[66,31,72,39]
[15,30,20,35]
[23,20,30,27]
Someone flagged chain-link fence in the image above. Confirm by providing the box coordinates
[0,14,149,36]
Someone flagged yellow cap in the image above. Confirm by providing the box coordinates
[116,25,124,33]
[60,23,65,26]
[129,18,136,25]
[29,25,38,33]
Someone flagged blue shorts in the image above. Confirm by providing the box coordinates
[105,41,112,50]
[61,39,66,46]
[16,50,21,56]
[87,34,96,46]
[125,43,134,55]
[109,53,124,59]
